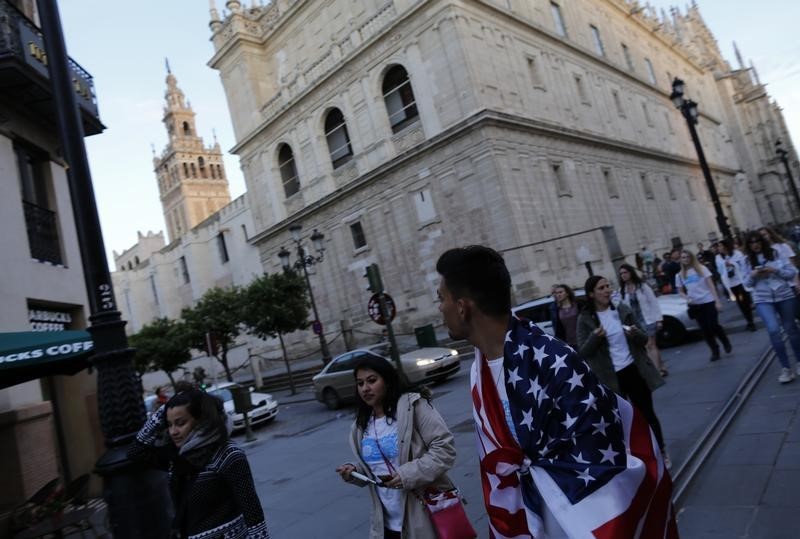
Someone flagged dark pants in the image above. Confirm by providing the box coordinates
[617,364,665,451]
[692,301,731,357]
[384,529,401,539]
[729,284,754,325]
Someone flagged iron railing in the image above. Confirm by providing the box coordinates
[23,201,62,265]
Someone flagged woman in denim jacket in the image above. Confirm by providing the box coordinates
[743,232,800,383]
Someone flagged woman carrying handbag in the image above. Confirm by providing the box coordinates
[335,355,474,539]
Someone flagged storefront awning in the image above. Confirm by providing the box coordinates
[0,330,93,389]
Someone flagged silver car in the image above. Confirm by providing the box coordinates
[207,382,279,432]
[312,343,460,409]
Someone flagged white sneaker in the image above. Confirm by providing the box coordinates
[778,367,795,384]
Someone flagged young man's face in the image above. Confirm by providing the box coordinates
[437,279,467,341]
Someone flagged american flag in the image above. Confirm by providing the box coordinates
[471,317,679,538]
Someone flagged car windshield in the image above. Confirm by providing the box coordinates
[208,388,233,402]
[370,342,419,356]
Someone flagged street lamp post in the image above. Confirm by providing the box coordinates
[670,78,732,240]
[278,224,332,364]
[36,1,171,537]
[775,139,800,216]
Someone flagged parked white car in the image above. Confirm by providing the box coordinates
[207,382,279,432]
[511,289,699,348]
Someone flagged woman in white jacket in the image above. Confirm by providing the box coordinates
[618,263,668,376]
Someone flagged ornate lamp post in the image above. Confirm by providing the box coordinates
[278,224,332,364]
[670,77,732,239]
[775,139,800,215]
[36,1,171,536]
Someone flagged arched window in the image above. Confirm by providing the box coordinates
[278,144,300,198]
[324,108,353,169]
[183,162,189,178]
[216,164,223,179]
[198,156,207,178]
[190,163,197,178]
[210,163,217,179]
[382,65,418,133]
[134,256,140,265]
[182,121,191,136]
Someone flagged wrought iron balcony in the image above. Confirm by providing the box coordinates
[23,201,63,265]
[0,0,103,135]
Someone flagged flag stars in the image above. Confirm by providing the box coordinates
[561,413,577,430]
[598,444,619,465]
[507,367,523,388]
[592,416,610,437]
[520,408,534,431]
[581,392,598,411]
[532,345,548,363]
[576,468,596,486]
[572,452,589,464]
[566,371,584,391]
[515,343,530,357]
[550,353,568,375]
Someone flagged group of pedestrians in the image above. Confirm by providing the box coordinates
[127,232,799,539]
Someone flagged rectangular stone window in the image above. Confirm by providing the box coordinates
[612,90,625,117]
[217,233,229,264]
[551,2,567,37]
[685,177,696,200]
[350,221,367,250]
[621,43,634,71]
[602,168,619,198]
[642,102,653,126]
[552,162,571,197]
[179,256,190,284]
[641,172,654,199]
[527,56,545,90]
[574,74,589,105]
[413,189,436,222]
[590,25,605,56]
[645,58,657,85]
[665,175,676,200]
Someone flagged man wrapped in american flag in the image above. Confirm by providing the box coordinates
[436,246,679,538]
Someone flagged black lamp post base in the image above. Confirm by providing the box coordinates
[96,446,173,538]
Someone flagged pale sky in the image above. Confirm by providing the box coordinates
[57,1,800,266]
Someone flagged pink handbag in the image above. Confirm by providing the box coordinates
[419,488,477,539]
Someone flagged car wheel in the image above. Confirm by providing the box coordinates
[657,317,686,348]
[322,388,340,410]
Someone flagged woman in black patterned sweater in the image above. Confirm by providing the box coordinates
[129,388,269,539]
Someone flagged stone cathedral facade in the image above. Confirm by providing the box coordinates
[204,0,798,339]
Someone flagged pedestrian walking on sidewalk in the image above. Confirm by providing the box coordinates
[743,232,800,384]
[716,239,757,331]
[128,388,269,539]
[335,355,459,539]
[435,246,678,538]
[676,249,732,361]
[549,283,581,349]
[577,275,670,469]
[617,264,669,377]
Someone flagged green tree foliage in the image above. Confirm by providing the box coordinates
[181,286,244,382]
[241,271,310,393]
[129,317,191,388]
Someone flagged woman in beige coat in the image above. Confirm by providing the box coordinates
[335,355,457,538]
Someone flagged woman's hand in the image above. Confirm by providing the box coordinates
[593,327,606,338]
[335,463,355,482]
[383,473,403,489]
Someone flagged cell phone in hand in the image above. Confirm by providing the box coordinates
[622,325,633,332]
[350,471,382,485]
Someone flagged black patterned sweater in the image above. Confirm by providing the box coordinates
[128,408,270,539]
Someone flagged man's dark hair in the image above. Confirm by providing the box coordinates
[436,245,511,317]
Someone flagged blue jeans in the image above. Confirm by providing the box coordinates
[755,298,800,368]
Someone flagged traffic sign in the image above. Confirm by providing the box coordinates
[368,293,396,325]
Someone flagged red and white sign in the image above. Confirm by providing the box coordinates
[367,293,396,325]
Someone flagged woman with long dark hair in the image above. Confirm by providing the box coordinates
[335,356,458,538]
[576,275,669,468]
[129,388,269,539]
[676,249,731,361]
[744,232,800,383]
[617,263,668,377]
[550,283,581,348]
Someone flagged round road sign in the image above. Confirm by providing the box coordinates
[367,293,396,325]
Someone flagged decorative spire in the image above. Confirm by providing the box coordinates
[733,41,745,70]
[209,0,222,31]
[165,57,171,74]
[750,60,761,85]
[226,0,241,13]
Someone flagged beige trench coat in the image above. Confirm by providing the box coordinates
[346,392,457,538]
